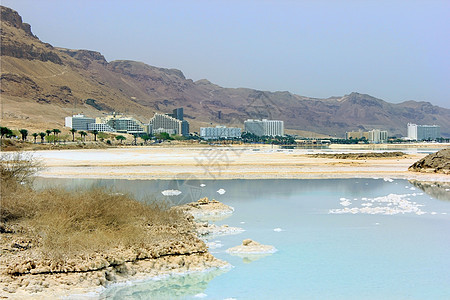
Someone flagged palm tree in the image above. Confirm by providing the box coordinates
[70,128,77,142]
[115,135,126,144]
[46,129,52,137]
[52,129,61,144]
[79,131,87,141]
[1,127,13,141]
[91,130,99,142]
[39,132,46,144]
[32,133,38,143]
[19,129,28,141]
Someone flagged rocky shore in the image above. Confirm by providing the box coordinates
[0,198,232,299]
[408,148,450,174]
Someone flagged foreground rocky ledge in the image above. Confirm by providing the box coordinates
[0,201,230,299]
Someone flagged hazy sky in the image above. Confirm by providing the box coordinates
[3,0,450,108]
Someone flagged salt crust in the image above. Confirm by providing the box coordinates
[329,193,430,215]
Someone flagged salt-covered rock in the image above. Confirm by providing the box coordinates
[226,239,277,254]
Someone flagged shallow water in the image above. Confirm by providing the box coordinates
[35,178,450,299]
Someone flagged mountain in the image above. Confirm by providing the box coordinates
[1,5,449,137]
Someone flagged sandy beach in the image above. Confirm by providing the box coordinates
[34,145,450,182]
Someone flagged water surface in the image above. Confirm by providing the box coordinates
[36,178,450,299]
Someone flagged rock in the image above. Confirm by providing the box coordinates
[197,197,209,205]
[226,240,277,254]
[242,239,253,246]
[409,149,450,174]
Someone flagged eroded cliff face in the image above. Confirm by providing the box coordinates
[409,149,450,174]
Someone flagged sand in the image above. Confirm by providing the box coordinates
[31,145,450,182]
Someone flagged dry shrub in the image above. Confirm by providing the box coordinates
[30,187,187,258]
[1,153,189,259]
[1,152,42,222]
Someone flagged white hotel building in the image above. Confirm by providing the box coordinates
[244,119,284,137]
[200,126,241,140]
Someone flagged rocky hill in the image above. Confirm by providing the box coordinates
[408,149,450,174]
[1,5,449,136]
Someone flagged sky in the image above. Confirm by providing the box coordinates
[2,0,450,108]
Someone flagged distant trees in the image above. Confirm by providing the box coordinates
[91,130,98,142]
[115,135,126,144]
[70,128,77,142]
[79,131,87,141]
[155,132,171,140]
[32,133,38,143]
[240,132,295,145]
[39,132,46,144]
[52,129,61,144]
[19,129,28,141]
[1,127,13,140]
[141,134,152,144]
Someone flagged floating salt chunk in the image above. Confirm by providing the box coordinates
[431,212,437,215]
[340,200,352,207]
[375,223,380,225]
[217,188,226,195]
[240,221,245,224]
[446,189,450,192]
[339,197,347,201]
[383,178,394,182]
[362,197,368,200]
[361,203,372,207]
[194,293,207,298]
[273,228,284,232]
[416,211,426,215]
[161,189,182,196]
[410,187,416,191]
[353,198,358,201]
[200,184,206,187]
[442,213,447,215]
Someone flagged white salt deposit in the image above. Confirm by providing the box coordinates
[383,178,394,182]
[194,293,208,298]
[329,193,428,216]
[200,184,206,187]
[161,189,182,196]
[340,200,352,207]
[217,188,226,195]
[273,228,284,232]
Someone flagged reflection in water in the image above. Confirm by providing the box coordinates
[34,178,389,207]
[409,180,450,201]
[99,268,229,299]
[229,252,273,264]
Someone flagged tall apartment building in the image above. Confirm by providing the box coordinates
[368,129,388,143]
[407,123,441,141]
[149,110,189,137]
[346,129,388,143]
[200,126,242,140]
[244,119,284,137]
[65,114,95,130]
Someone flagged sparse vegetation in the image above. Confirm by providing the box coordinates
[0,153,190,259]
[115,135,126,143]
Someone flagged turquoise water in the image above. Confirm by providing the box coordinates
[36,178,450,299]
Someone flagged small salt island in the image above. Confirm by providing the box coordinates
[226,239,277,254]
[177,197,235,222]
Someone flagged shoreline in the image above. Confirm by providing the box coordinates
[28,146,449,182]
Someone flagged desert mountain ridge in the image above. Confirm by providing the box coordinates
[1,5,449,137]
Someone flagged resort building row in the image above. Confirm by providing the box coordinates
[66,109,285,140]
[65,108,190,137]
